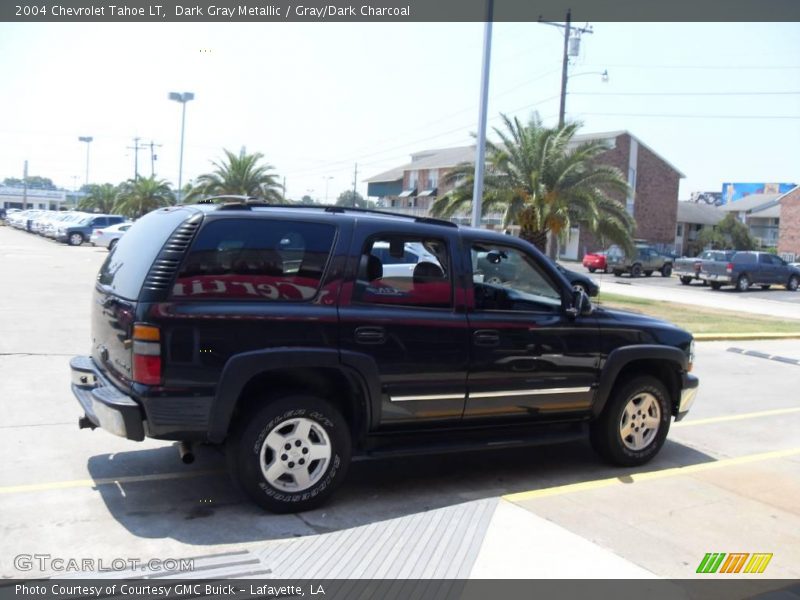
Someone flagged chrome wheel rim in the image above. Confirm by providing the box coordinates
[70,234,82,245]
[619,392,661,451]
[259,417,331,492]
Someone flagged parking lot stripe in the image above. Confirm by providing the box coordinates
[0,469,224,496]
[673,407,800,428]
[503,446,800,503]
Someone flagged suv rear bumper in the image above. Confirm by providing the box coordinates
[70,355,145,441]
[675,372,699,421]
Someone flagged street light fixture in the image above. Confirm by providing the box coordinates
[168,92,195,203]
[78,136,93,187]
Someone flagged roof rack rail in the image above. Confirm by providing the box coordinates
[206,201,458,228]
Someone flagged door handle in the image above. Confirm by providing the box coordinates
[473,329,500,346]
[355,326,386,345]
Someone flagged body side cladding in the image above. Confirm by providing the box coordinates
[592,345,688,417]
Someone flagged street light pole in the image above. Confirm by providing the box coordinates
[471,0,494,229]
[78,136,93,187]
[323,176,333,203]
[168,92,195,203]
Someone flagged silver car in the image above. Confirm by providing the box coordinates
[90,222,132,250]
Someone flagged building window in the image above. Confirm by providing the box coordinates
[426,169,438,189]
[408,170,419,190]
[676,224,683,237]
[626,167,636,215]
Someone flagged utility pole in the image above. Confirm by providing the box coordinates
[148,140,163,177]
[352,163,358,207]
[22,160,28,210]
[471,0,494,228]
[126,137,146,181]
[540,10,593,127]
[282,176,287,201]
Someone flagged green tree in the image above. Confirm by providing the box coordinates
[113,176,175,219]
[697,214,757,251]
[335,190,368,208]
[4,176,56,190]
[185,149,282,202]
[300,195,316,205]
[431,113,634,257]
[78,183,118,214]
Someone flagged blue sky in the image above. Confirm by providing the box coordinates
[0,22,797,200]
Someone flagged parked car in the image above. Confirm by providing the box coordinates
[71,202,698,513]
[700,251,800,291]
[56,214,125,246]
[368,240,441,278]
[476,250,599,296]
[44,212,88,239]
[90,222,132,250]
[582,251,608,273]
[674,250,734,285]
[607,243,674,278]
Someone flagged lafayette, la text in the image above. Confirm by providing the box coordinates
[16,584,325,598]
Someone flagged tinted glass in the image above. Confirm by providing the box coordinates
[471,244,562,312]
[172,218,336,302]
[734,253,756,264]
[355,236,451,308]
[98,207,195,300]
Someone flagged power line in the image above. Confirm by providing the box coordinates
[582,63,800,70]
[572,90,800,97]
[576,112,800,119]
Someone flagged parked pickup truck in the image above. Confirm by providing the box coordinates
[607,243,673,278]
[674,250,734,286]
[700,251,800,291]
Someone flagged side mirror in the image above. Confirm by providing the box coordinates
[568,289,593,317]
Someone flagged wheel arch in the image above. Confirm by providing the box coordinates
[208,348,380,446]
[593,345,686,418]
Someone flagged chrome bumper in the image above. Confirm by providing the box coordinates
[675,373,699,421]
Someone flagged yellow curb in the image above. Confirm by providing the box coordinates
[694,332,800,341]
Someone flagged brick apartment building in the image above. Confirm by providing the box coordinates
[778,185,800,260]
[365,131,684,259]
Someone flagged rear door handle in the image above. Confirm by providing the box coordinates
[473,329,500,346]
[355,326,386,345]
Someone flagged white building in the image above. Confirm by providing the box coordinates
[0,186,67,210]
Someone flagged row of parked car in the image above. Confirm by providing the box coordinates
[581,243,800,292]
[3,209,131,249]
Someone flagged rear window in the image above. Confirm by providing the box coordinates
[171,218,336,302]
[97,207,195,300]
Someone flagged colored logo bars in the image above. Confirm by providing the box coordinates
[697,553,773,574]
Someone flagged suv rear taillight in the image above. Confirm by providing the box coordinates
[726,262,733,273]
[132,324,161,385]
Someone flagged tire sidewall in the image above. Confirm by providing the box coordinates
[592,376,671,467]
[229,395,351,513]
[737,274,749,291]
[788,275,799,291]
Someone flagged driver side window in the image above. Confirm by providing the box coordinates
[471,243,562,312]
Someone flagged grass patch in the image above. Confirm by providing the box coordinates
[596,292,800,335]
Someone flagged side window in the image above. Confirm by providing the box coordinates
[172,219,336,302]
[471,243,562,313]
[355,235,452,308]
[91,218,107,228]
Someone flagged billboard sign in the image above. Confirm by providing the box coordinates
[721,182,796,204]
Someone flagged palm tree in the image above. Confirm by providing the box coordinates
[113,176,175,219]
[78,183,118,213]
[431,113,634,257]
[185,149,282,202]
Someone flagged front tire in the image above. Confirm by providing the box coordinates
[68,232,84,246]
[787,275,799,291]
[661,264,673,277]
[588,267,596,273]
[226,395,351,513]
[679,276,693,285]
[590,376,671,467]
[108,238,118,251]
[630,264,643,278]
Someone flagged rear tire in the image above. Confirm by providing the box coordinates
[613,270,622,277]
[661,264,673,277]
[710,282,722,290]
[590,376,671,467]
[787,275,799,291]
[644,270,653,277]
[630,264,643,278]
[736,274,750,292]
[226,394,351,513]
[108,238,118,251]
[679,276,693,285]
[588,267,596,273]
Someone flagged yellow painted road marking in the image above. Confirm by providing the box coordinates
[503,447,800,503]
[673,407,800,428]
[0,469,224,496]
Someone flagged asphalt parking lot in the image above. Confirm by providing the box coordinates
[1,224,799,581]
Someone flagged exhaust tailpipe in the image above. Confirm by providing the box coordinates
[178,441,195,465]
